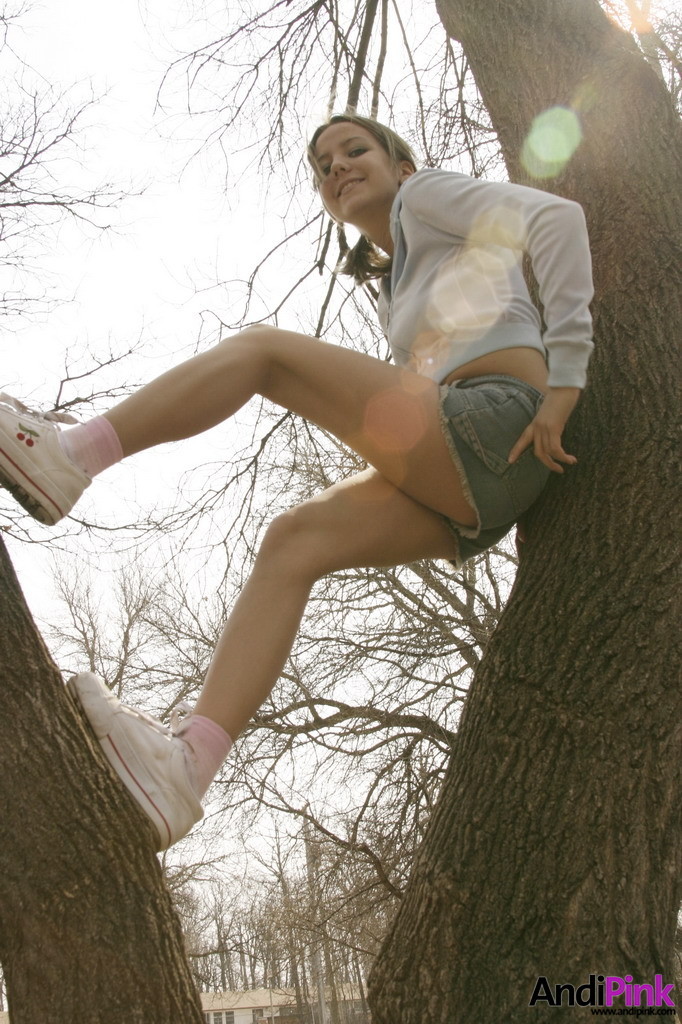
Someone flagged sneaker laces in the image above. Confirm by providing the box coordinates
[170,700,193,734]
[0,392,79,426]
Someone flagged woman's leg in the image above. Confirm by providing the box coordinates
[104,325,476,526]
[192,468,458,738]
[66,468,458,850]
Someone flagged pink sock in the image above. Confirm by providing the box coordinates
[176,715,233,800]
[58,416,123,478]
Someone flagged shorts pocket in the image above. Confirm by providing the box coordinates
[442,382,550,527]
[446,387,537,477]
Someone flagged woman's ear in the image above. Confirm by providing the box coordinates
[398,160,416,183]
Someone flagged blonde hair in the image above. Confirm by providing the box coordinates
[307,114,418,285]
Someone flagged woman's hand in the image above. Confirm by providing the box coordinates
[508,387,581,473]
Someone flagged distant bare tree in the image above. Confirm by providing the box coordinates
[0,6,120,318]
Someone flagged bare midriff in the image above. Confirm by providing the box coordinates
[442,347,549,394]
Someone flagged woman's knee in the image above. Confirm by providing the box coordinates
[217,324,285,355]
[257,503,330,581]
[214,325,287,386]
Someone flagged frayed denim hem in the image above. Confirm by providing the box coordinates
[438,383,481,569]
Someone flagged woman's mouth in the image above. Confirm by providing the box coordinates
[338,178,363,197]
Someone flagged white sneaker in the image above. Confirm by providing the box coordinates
[67,672,203,851]
[0,393,90,524]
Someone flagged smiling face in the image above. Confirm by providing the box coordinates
[312,122,415,251]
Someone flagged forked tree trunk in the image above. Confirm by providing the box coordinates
[369,1,682,1021]
[0,539,204,1023]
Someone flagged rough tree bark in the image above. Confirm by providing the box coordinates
[0,538,204,1023]
[369,1,681,1021]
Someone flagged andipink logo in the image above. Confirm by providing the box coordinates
[529,973,676,1010]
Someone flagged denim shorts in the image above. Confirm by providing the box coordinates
[438,374,550,566]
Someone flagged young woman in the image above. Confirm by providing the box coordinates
[0,114,593,850]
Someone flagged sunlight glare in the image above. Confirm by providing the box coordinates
[521,106,583,179]
[363,387,428,455]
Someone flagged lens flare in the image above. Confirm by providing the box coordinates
[363,387,428,455]
[521,106,582,179]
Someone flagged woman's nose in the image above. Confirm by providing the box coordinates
[330,153,349,175]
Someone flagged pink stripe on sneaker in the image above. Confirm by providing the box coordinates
[0,444,64,519]
[105,734,172,848]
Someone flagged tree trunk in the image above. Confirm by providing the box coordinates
[369,1,682,1020]
[0,538,204,1023]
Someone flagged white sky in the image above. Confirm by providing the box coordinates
[11,0,259,365]
[3,0,294,616]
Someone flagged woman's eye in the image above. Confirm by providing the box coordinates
[317,147,366,178]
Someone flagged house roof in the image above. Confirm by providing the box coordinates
[200,983,363,1011]
[201,988,295,1011]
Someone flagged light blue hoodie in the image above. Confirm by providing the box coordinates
[377,168,594,389]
